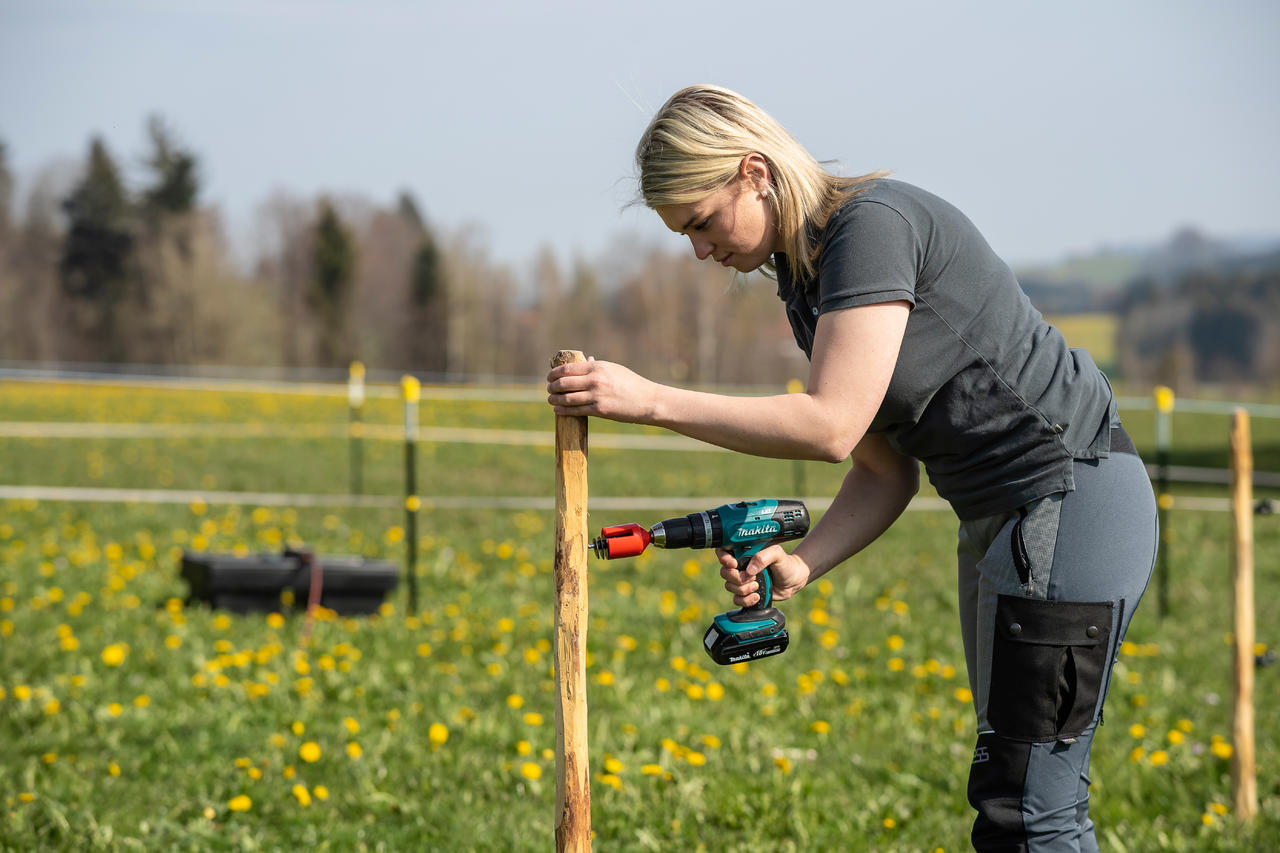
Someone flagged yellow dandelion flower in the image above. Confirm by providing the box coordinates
[655,677,671,692]
[1167,730,1184,745]
[313,785,329,800]
[811,720,831,734]
[604,757,623,774]
[101,644,128,667]
[346,742,363,759]
[343,717,360,735]
[685,684,705,700]
[1129,746,1146,762]
[642,764,663,775]
[523,712,543,726]
[1211,741,1233,760]
[292,784,312,806]
[1209,802,1228,816]
[954,687,973,704]
[266,613,285,629]
[227,795,252,812]
[701,734,722,749]
[108,762,121,777]
[887,634,904,651]
[283,765,296,779]
[1177,719,1194,733]
[1129,724,1145,738]
[291,721,305,736]
[417,642,432,657]
[1149,750,1169,766]
[18,793,36,803]
[517,740,532,755]
[108,702,123,716]
[247,767,262,780]
[133,694,150,708]
[883,817,896,829]
[706,683,725,701]
[773,756,792,774]
[299,741,322,763]
[428,723,449,747]
[888,657,905,672]
[14,684,32,701]
[686,751,707,766]
[43,699,60,715]
[520,762,542,780]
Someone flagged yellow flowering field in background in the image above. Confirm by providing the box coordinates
[0,379,1277,850]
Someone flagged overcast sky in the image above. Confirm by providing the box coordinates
[3,0,1278,271]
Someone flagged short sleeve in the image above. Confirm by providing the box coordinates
[816,200,919,314]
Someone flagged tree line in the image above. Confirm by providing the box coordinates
[0,121,806,386]
[4,120,1276,392]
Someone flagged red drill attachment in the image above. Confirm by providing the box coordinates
[591,523,651,559]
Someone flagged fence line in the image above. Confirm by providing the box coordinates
[0,484,1236,513]
[2,420,1276,487]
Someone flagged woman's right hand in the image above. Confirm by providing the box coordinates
[718,544,811,608]
[546,358,660,424]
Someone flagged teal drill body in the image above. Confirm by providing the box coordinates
[592,499,810,665]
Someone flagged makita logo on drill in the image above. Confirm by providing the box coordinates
[738,523,779,537]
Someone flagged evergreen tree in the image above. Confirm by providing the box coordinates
[310,198,355,365]
[401,190,447,372]
[0,141,13,236]
[59,138,134,360]
[141,115,199,218]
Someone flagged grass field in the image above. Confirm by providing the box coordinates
[1,379,1277,851]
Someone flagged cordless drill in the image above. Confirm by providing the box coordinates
[592,499,810,665]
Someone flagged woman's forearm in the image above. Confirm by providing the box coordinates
[649,384,865,463]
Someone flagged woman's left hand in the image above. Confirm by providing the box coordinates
[546,358,659,423]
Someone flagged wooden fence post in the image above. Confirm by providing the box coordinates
[1230,408,1257,820]
[551,350,591,851]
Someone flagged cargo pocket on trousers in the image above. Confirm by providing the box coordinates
[988,595,1113,742]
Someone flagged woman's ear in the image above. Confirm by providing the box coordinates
[739,152,772,194]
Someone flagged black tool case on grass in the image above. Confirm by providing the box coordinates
[181,550,398,615]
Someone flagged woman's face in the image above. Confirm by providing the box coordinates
[655,173,778,273]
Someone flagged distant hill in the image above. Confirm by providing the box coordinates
[1013,228,1280,314]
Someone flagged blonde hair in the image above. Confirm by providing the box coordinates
[635,84,887,283]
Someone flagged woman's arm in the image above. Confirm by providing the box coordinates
[721,431,920,606]
[546,300,910,463]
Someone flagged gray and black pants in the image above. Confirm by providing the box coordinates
[957,428,1157,852]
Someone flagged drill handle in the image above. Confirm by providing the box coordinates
[732,543,774,611]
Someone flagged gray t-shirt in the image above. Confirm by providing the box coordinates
[777,179,1115,520]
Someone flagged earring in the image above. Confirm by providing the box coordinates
[760,187,772,200]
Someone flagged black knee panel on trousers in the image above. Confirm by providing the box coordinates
[968,732,1031,852]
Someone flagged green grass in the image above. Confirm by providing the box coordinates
[1,380,1278,850]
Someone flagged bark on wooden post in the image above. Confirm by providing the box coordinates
[1230,409,1258,820]
[551,349,591,851]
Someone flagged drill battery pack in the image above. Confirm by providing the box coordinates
[703,606,790,665]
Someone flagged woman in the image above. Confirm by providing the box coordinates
[545,84,1156,852]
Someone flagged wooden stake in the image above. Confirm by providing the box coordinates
[1229,409,1257,820]
[551,350,591,852]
